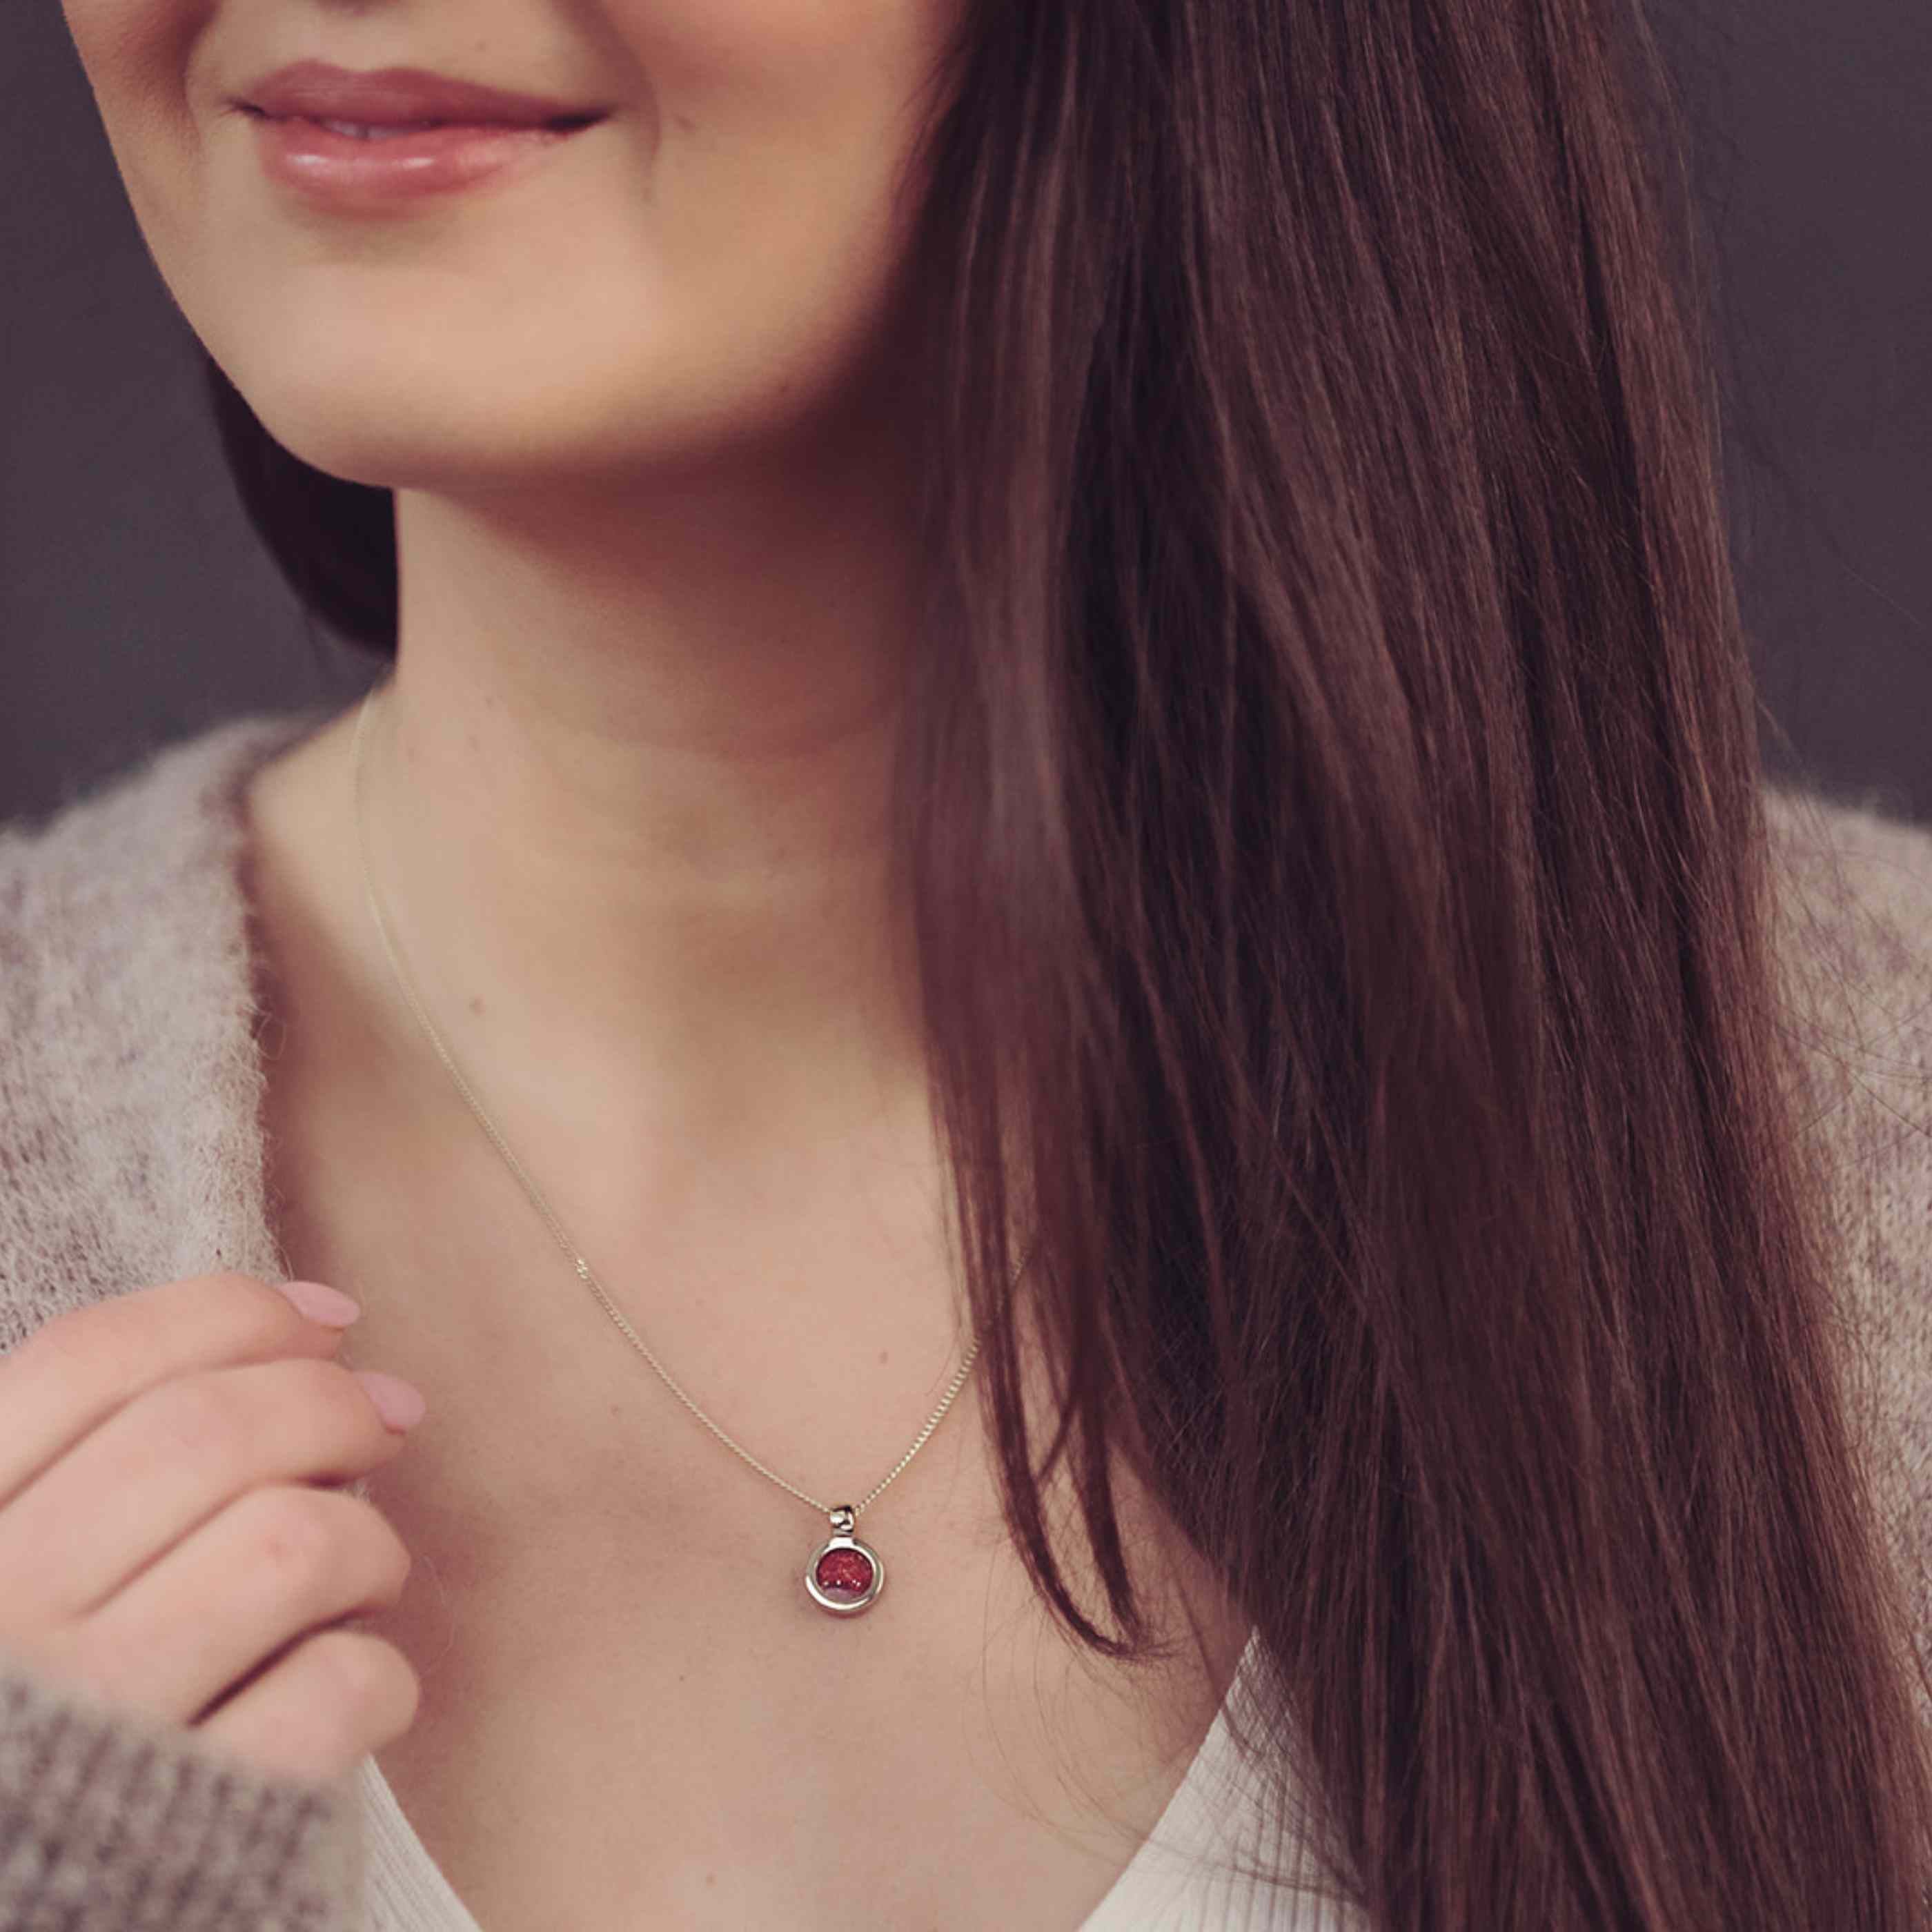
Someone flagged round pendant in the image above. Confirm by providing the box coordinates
[804,1504,884,1615]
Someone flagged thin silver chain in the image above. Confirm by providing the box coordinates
[350,678,994,1523]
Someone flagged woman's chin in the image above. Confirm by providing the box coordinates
[237,411,596,496]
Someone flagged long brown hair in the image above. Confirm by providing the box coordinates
[204,0,1932,1921]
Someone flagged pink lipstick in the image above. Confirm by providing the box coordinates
[235,61,607,208]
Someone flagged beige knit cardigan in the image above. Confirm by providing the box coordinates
[0,709,1929,1930]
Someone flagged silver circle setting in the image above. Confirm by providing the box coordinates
[805,1515,885,1615]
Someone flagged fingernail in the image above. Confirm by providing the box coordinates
[353,1370,428,1432]
[275,1280,364,1328]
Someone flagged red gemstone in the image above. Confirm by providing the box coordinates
[815,1547,875,1598]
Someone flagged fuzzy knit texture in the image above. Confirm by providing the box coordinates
[0,707,1929,1929]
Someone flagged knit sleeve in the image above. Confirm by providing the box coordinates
[0,716,370,1929]
[0,1643,364,1932]
[1764,778,1932,1731]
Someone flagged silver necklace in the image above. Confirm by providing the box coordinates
[349,678,998,1617]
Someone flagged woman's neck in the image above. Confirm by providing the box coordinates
[277,457,936,1181]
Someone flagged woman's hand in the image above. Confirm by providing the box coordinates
[0,1270,426,1786]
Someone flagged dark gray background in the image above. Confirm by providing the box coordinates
[3,3,1926,827]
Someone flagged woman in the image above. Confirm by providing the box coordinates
[0,0,1928,1926]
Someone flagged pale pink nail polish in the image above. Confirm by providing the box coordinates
[276,1279,364,1328]
[353,1369,428,1432]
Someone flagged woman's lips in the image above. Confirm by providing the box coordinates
[243,108,602,207]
